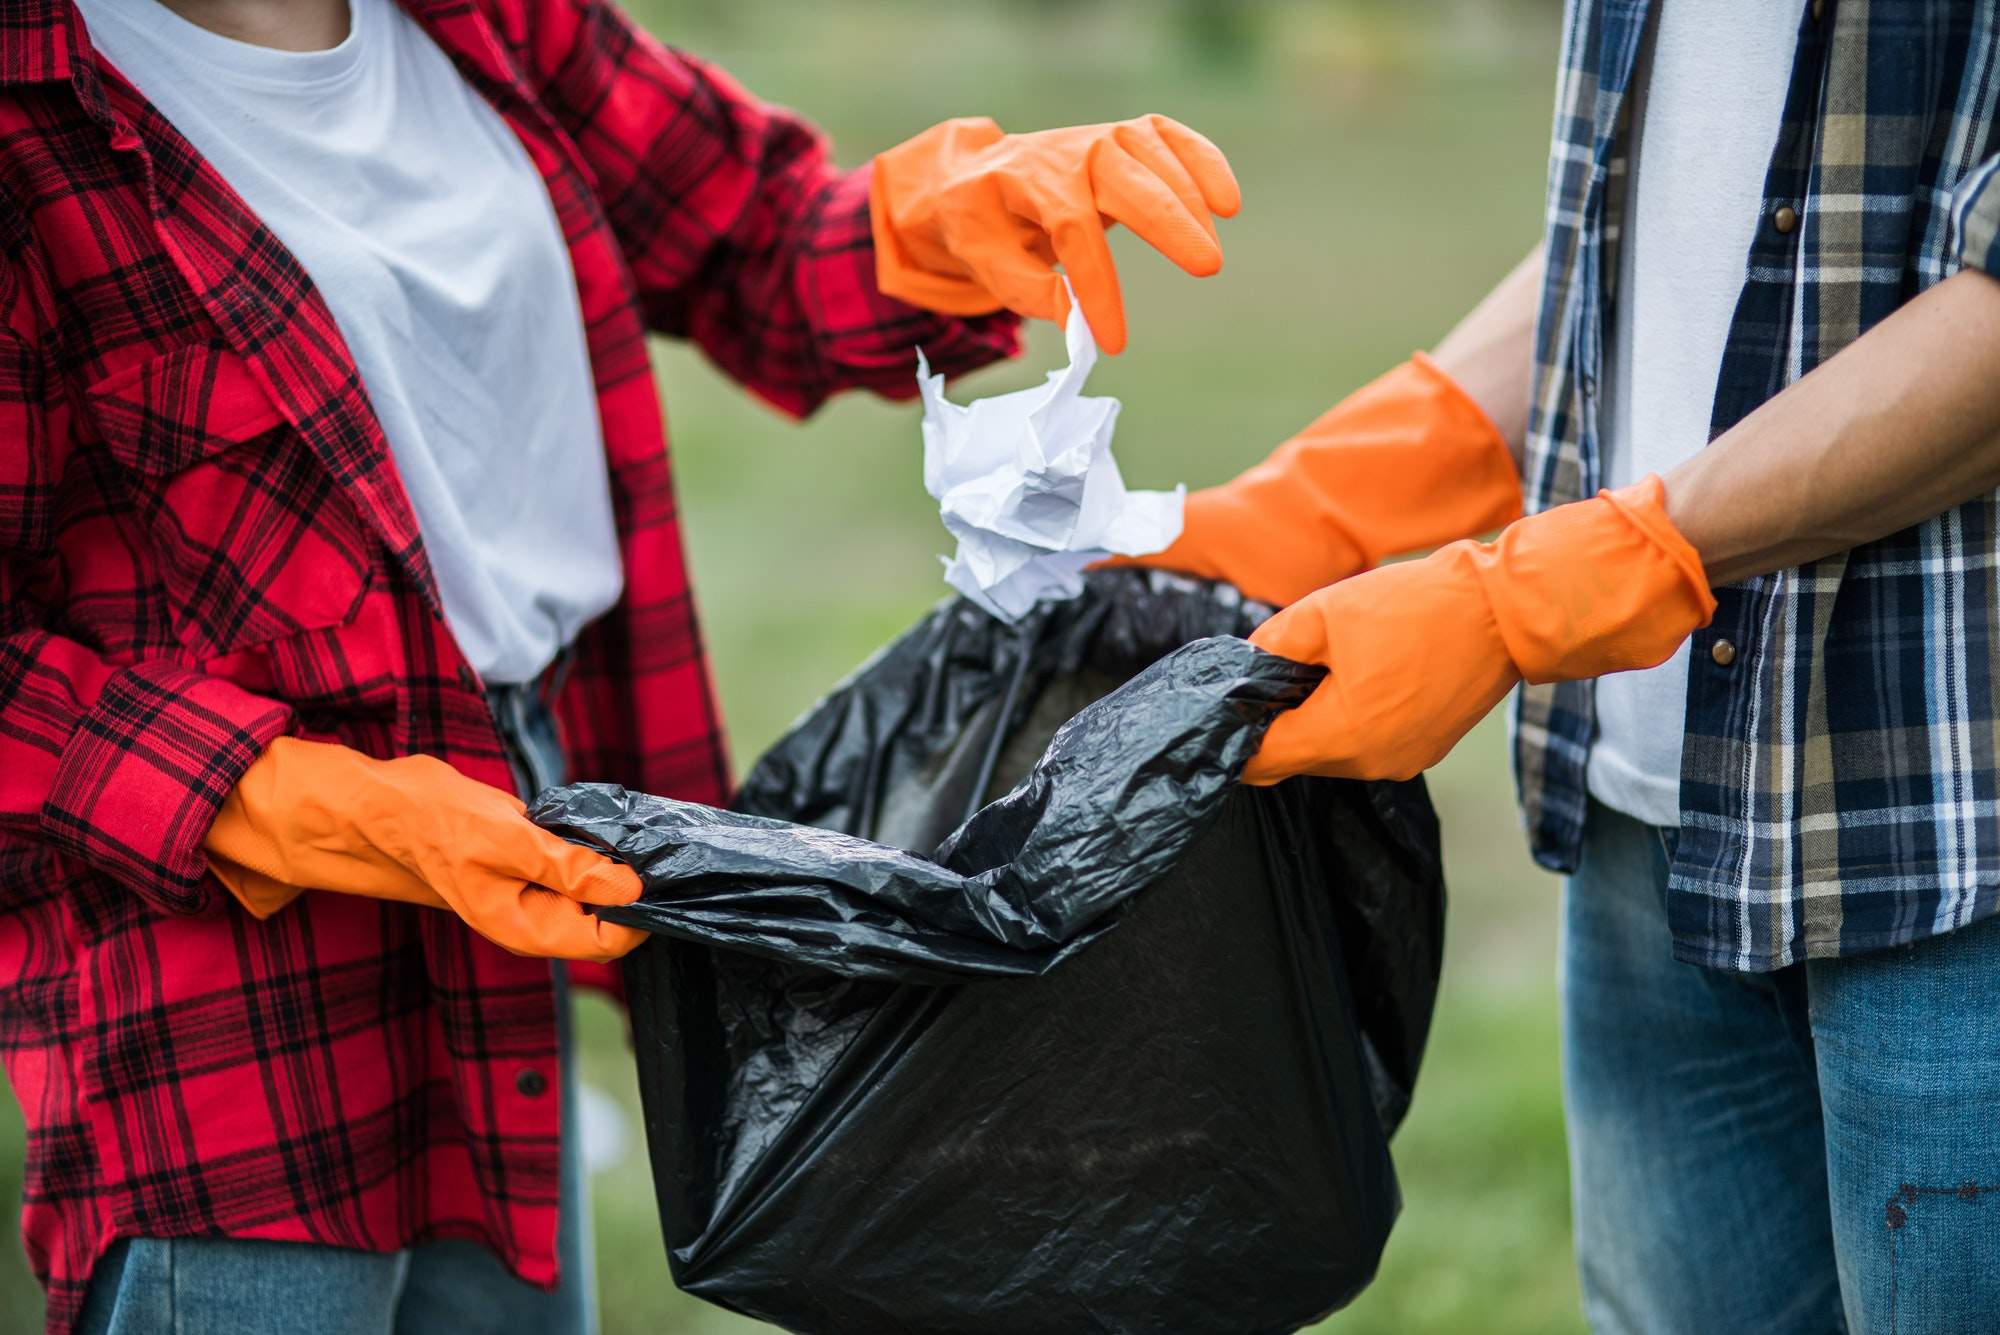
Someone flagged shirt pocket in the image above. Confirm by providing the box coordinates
[84,341,371,659]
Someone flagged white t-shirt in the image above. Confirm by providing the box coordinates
[74,0,625,685]
[1591,0,1804,827]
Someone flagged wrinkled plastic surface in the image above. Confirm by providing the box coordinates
[530,570,1446,1334]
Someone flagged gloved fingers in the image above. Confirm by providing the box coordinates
[1240,558,1522,784]
[515,891,647,962]
[1044,210,1127,353]
[1246,593,1334,662]
[566,857,644,908]
[1143,114,1243,218]
[1087,143,1224,279]
[517,828,644,908]
[1109,122,1220,249]
[956,226,1072,327]
[1239,670,1396,785]
[473,884,650,962]
[1242,605,1343,784]
[589,919,650,962]
[1240,711,1315,786]
[1239,682,1378,785]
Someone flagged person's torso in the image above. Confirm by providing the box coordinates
[1589,0,1805,829]
[0,3,728,1323]
[71,0,623,684]
[1520,0,2000,971]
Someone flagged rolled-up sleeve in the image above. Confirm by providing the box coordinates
[0,270,294,916]
[1951,153,2000,276]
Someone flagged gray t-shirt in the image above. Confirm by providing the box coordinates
[1592,0,1804,826]
[75,0,625,684]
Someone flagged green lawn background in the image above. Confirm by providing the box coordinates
[0,2,1585,1330]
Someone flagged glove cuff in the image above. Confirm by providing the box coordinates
[1479,474,1715,685]
[1250,354,1523,564]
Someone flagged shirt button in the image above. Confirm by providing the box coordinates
[515,1068,549,1098]
[1710,639,1738,668]
[1811,0,1825,18]
[1773,205,1799,234]
[457,666,479,691]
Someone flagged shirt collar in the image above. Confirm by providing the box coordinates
[0,0,88,86]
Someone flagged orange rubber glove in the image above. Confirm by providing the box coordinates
[870,114,1240,355]
[1124,354,1522,607]
[1244,474,1715,784]
[203,738,646,962]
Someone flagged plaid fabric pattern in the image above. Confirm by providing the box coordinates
[1517,0,2000,971]
[0,1,1017,1330]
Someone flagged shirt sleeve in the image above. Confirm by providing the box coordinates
[0,268,293,916]
[512,0,1020,417]
[1951,153,2000,277]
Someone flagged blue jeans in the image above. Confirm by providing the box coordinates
[1564,800,2000,1334]
[78,682,594,1335]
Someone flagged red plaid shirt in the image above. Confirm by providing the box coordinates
[0,0,1017,1328]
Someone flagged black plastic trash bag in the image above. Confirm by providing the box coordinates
[530,570,1446,1335]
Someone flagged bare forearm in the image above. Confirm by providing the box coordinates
[1667,269,2000,587]
[1430,243,1544,468]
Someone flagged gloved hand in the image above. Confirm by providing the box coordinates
[1122,354,1522,607]
[870,114,1240,354]
[203,738,646,962]
[1243,475,1715,784]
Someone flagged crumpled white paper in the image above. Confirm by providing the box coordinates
[917,301,1183,623]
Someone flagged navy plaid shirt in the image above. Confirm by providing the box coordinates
[1517,0,2000,971]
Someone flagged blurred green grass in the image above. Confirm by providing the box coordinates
[0,1,1583,1330]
